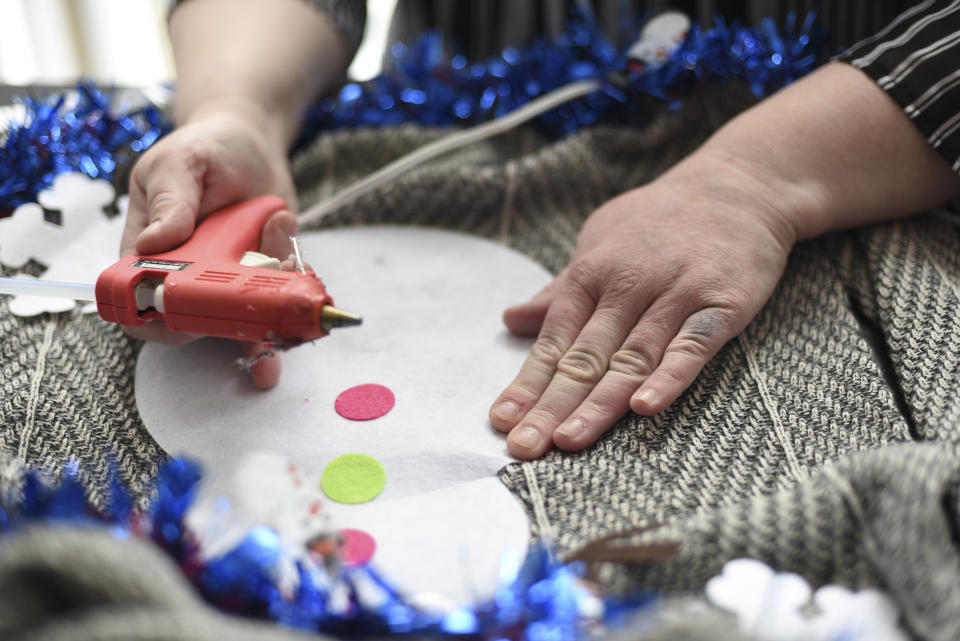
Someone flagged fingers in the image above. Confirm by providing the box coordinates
[493,285,740,459]
[494,285,674,458]
[260,209,298,259]
[122,322,201,345]
[490,275,596,433]
[501,302,641,459]
[550,306,678,452]
[554,306,736,451]
[120,182,149,258]
[630,308,735,415]
[244,341,282,390]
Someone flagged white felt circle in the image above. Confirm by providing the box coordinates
[135,226,553,604]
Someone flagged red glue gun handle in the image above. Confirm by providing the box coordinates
[97,196,334,344]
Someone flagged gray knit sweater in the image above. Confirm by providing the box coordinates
[3,81,960,640]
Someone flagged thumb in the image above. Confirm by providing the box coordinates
[133,168,204,256]
[502,270,564,337]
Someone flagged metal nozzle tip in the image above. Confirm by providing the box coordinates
[320,305,363,331]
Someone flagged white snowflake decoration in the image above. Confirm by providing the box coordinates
[705,558,908,641]
[0,172,128,316]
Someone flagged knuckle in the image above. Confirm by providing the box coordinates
[129,157,157,190]
[509,382,542,405]
[528,333,567,367]
[600,269,645,302]
[556,345,607,384]
[129,159,147,183]
[526,405,565,427]
[565,257,603,292]
[178,140,210,172]
[667,336,714,360]
[608,347,657,381]
[147,190,185,218]
[654,365,688,387]
[672,309,734,357]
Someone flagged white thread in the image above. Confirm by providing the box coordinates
[739,335,804,479]
[820,465,868,526]
[820,464,885,574]
[18,316,58,460]
[522,462,556,554]
[499,160,519,243]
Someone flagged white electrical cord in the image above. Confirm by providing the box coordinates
[298,78,603,226]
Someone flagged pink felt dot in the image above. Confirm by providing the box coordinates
[340,528,377,567]
[335,384,395,421]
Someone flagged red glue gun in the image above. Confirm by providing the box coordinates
[96,195,360,346]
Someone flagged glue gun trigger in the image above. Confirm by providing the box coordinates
[239,251,283,270]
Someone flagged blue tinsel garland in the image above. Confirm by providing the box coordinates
[296,10,824,143]
[0,83,169,214]
[0,11,824,216]
[0,457,653,639]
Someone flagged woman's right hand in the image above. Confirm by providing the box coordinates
[120,105,300,389]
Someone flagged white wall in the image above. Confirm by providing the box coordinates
[0,0,174,86]
[0,0,395,87]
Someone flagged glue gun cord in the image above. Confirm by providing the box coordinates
[298,78,603,226]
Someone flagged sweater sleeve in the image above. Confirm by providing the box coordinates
[305,0,366,60]
[836,1,960,173]
[169,0,367,61]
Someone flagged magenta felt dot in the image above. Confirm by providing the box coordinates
[335,384,395,420]
[340,528,377,567]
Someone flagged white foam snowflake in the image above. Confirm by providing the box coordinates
[705,558,908,641]
[0,172,128,317]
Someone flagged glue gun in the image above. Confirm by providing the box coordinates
[0,194,358,346]
[94,195,361,345]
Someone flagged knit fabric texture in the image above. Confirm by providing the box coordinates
[3,82,960,639]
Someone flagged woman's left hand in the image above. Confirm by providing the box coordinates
[489,156,797,458]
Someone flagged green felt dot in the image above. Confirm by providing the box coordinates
[321,453,386,504]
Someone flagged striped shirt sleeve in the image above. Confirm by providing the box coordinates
[837,0,960,173]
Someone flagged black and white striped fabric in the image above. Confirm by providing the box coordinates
[839,0,960,172]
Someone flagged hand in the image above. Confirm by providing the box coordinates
[489,154,798,458]
[120,107,298,390]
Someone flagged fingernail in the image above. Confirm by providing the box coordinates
[493,400,519,423]
[512,426,541,450]
[279,214,298,236]
[556,417,586,439]
[634,388,657,407]
[142,221,162,235]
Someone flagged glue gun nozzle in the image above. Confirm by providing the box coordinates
[320,305,363,331]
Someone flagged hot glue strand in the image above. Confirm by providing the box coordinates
[289,235,307,274]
